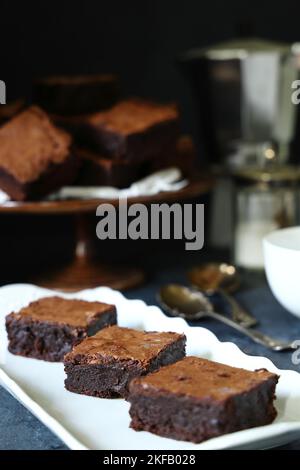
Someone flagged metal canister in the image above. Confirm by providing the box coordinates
[179,38,298,166]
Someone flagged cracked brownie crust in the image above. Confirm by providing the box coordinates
[6,296,117,362]
[128,356,279,443]
[64,326,186,398]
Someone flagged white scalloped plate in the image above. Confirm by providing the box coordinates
[1,284,300,450]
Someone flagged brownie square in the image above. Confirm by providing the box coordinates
[75,98,179,162]
[6,296,117,362]
[77,134,196,188]
[77,148,140,188]
[64,326,186,398]
[128,356,279,443]
[0,106,79,201]
[34,74,119,115]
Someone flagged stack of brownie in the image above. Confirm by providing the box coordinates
[5,295,279,444]
[0,73,121,201]
[0,74,197,201]
[55,97,196,188]
[34,74,196,189]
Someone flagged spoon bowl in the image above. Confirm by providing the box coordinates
[188,263,240,293]
[158,284,295,351]
[159,284,213,320]
[188,263,257,328]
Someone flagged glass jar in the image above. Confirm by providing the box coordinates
[233,166,300,270]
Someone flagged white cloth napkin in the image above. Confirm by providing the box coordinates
[0,190,8,204]
[0,167,188,203]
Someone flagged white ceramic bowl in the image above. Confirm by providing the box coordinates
[263,226,300,317]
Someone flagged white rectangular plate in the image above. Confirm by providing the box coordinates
[1,284,300,450]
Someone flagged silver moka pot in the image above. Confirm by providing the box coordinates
[179,38,299,167]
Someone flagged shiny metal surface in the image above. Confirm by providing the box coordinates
[159,284,295,351]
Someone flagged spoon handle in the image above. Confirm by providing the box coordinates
[207,310,294,351]
[219,289,258,328]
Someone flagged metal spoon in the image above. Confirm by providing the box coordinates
[188,263,257,328]
[158,284,296,351]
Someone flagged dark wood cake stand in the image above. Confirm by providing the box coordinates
[0,176,214,291]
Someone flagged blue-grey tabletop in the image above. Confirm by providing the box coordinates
[1,250,300,450]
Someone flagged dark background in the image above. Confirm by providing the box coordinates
[1,0,300,133]
[0,0,300,282]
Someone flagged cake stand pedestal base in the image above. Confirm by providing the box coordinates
[0,176,215,291]
[30,214,145,292]
[34,258,145,292]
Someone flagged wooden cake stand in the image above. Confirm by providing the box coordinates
[0,176,214,291]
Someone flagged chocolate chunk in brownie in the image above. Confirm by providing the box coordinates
[128,356,279,443]
[64,326,186,398]
[34,74,119,115]
[0,106,80,201]
[72,98,179,162]
[6,296,117,362]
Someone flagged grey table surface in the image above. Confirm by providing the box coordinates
[1,251,300,450]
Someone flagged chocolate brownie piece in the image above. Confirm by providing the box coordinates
[34,74,119,115]
[128,356,279,443]
[6,297,117,362]
[77,135,196,188]
[0,106,80,201]
[77,148,140,188]
[75,98,179,161]
[64,326,186,398]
